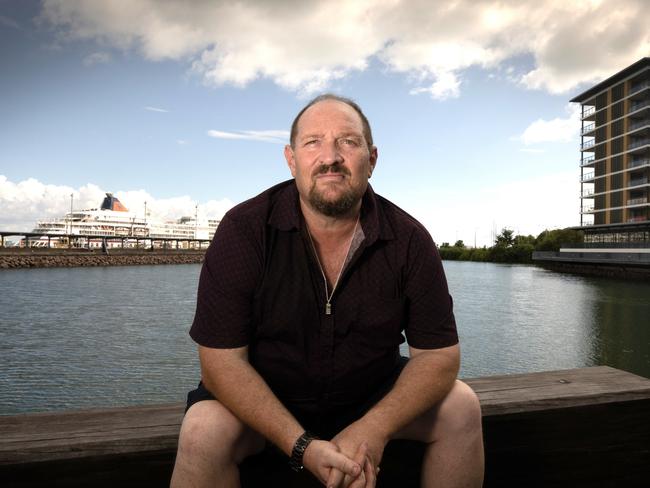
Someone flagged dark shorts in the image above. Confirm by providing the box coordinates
[186,356,409,440]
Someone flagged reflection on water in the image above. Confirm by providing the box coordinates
[0,262,648,414]
[441,261,650,380]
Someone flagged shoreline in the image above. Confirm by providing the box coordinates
[0,249,205,269]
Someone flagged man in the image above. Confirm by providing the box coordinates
[171,94,484,488]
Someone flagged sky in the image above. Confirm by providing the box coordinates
[1,0,649,247]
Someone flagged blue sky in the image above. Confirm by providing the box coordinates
[1,0,649,246]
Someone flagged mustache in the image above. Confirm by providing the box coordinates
[313,163,351,177]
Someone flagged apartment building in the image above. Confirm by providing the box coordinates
[572,57,650,244]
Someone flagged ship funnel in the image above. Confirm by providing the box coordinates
[101,193,129,212]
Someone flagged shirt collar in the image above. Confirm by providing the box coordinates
[268,179,395,244]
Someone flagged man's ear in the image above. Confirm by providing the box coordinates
[368,146,378,178]
[284,144,297,177]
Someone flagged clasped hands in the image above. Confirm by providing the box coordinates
[302,421,387,488]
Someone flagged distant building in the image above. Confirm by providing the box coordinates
[533,58,650,277]
[572,57,650,244]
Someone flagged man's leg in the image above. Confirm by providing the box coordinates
[170,399,265,488]
[394,380,484,488]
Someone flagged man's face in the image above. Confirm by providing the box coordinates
[285,100,377,218]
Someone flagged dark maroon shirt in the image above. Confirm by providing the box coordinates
[190,180,457,412]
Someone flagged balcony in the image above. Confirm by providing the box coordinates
[629,99,650,113]
[629,119,650,132]
[627,216,649,223]
[581,139,596,150]
[581,205,595,213]
[581,106,596,119]
[580,155,595,166]
[627,197,648,206]
[581,188,594,198]
[581,171,595,182]
[630,80,650,95]
[629,138,650,150]
[630,158,650,169]
[629,177,649,188]
[581,122,596,135]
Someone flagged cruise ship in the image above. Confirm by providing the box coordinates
[32,193,219,244]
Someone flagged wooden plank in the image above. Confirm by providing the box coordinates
[465,366,650,415]
[1,367,649,487]
[0,404,184,465]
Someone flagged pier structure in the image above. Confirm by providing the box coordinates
[1,366,649,487]
[0,231,212,251]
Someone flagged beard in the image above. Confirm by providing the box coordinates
[307,163,364,217]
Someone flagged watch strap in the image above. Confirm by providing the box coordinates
[289,431,318,472]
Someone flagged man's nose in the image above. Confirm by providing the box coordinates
[319,140,343,165]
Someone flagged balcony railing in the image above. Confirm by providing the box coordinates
[581,189,594,198]
[629,119,650,131]
[627,197,648,206]
[581,172,595,182]
[581,106,596,118]
[629,178,649,187]
[629,138,650,150]
[630,80,650,95]
[581,122,595,135]
[581,205,595,213]
[581,155,595,166]
[581,139,596,150]
[630,99,650,113]
[627,216,649,223]
[630,158,650,169]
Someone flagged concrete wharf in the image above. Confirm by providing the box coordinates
[1,366,649,487]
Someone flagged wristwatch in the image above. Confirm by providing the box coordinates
[289,431,319,472]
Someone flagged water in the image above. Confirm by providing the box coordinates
[1,262,648,415]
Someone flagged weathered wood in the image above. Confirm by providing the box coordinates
[1,366,649,487]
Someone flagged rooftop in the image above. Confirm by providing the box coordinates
[570,57,650,103]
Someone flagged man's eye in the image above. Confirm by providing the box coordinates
[304,139,318,146]
[340,138,359,146]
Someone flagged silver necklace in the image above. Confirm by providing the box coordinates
[306,216,359,315]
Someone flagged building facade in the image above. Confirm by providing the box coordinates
[572,57,650,244]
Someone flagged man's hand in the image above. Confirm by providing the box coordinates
[326,419,388,488]
[302,439,362,486]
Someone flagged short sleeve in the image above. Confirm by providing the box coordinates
[189,213,263,348]
[403,227,458,349]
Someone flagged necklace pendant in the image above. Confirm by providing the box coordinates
[325,302,331,315]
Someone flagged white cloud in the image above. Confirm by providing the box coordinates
[207,129,289,144]
[518,104,581,145]
[39,0,650,98]
[82,51,111,66]
[144,106,169,113]
[0,176,233,231]
[409,72,461,100]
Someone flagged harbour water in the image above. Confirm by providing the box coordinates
[1,261,649,415]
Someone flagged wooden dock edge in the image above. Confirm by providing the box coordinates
[1,366,649,487]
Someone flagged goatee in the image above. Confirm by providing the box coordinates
[308,164,362,217]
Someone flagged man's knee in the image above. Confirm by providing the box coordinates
[177,400,263,464]
[439,381,482,436]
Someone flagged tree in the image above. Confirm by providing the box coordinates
[454,240,465,248]
[494,228,515,248]
[535,228,584,252]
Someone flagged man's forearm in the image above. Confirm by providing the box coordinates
[360,344,460,440]
[198,345,303,456]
